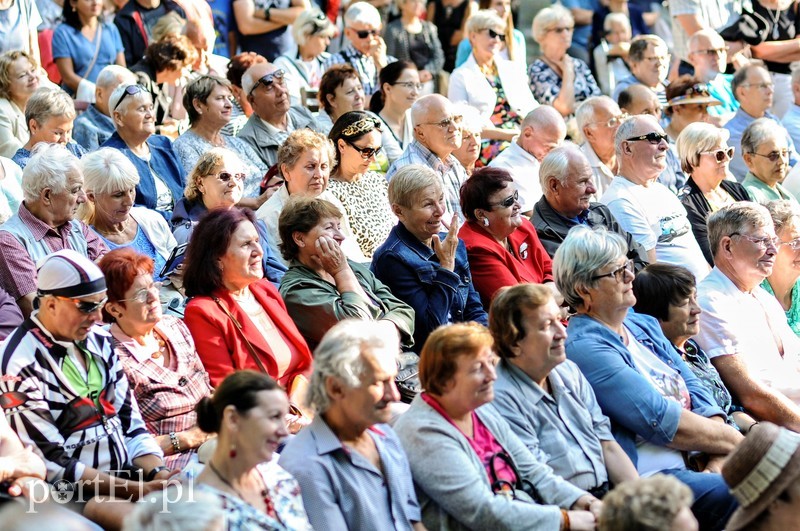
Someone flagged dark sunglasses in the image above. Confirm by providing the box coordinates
[215,171,246,183]
[309,11,331,35]
[113,84,145,111]
[700,147,734,163]
[250,70,285,95]
[625,132,668,145]
[354,28,380,39]
[55,295,108,314]
[346,140,382,159]
[487,28,506,42]
[491,190,519,209]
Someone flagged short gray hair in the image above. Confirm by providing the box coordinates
[307,320,399,414]
[553,225,629,309]
[731,61,766,101]
[741,117,782,155]
[388,164,442,208]
[614,116,640,158]
[765,199,800,235]
[292,8,336,46]
[344,1,381,27]
[24,87,75,129]
[108,83,151,115]
[79,148,139,222]
[540,143,580,191]
[466,9,505,35]
[532,4,573,43]
[604,12,630,34]
[95,65,137,90]
[123,490,223,531]
[707,202,773,257]
[451,101,484,134]
[576,96,618,133]
[21,143,81,202]
[676,121,730,174]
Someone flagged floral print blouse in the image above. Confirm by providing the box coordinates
[478,65,522,167]
[528,57,601,110]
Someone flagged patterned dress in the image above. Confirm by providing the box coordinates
[528,57,601,111]
[478,64,522,167]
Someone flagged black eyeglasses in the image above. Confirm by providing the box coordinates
[250,70,285,96]
[354,28,380,39]
[625,132,668,145]
[591,259,634,282]
[113,85,145,111]
[55,295,108,314]
[486,28,506,42]
[491,190,519,209]
[749,149,790,163]
[700,147,734,163]
[346,141,382,159]
[214,171,246,183]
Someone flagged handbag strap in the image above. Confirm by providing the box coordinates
[81,24,104,80]
[132,11,149,48]
[212,296,270,374]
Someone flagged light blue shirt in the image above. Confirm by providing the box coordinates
[707,74,739,117]
[52,21,123,86]
[724,108,798,182]
[782,104,800,147]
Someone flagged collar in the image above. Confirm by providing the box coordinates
[29,312,77,358]
[395,222,436,260]
[109,322,160,363]
[410,140,454,170]
[18,202,77,242]
[309,414,385,457]
[508,142,538,164]
[341,43,367,59]
[259,113,291,135]
[499,360,548,406]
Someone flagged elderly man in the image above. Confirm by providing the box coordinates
[695,202,800,431]
[601,115,709,280]
[741,118,800,206]
[576,96,627,198]
[489,283,639,497]
[724,61,798,182]
[72,65,137,152]
[686,29,739,122]
[386,94,469,221]
[0,145,106,318]
[533,144,648,269]
[612,35,670,106]
[323,2,395,97]
[237,61,320,168]
[279,320,423,531]
[489,106,566,215]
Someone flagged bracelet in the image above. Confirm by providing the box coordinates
[169,431,181,454]
[145,465,170,482]
[561,509,570,531]
[264,6,271,20]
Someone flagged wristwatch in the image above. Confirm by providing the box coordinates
[145,465,171,482]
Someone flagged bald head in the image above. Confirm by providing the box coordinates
[618,84,662,120]
[95,66,138,116]
[411,94,460,158]
[411,94,451,127]
[241,62,279,97]
[518,106,567,161]
[687,29,726,82]
[615,114,669,183]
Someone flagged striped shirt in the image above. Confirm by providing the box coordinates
[323,44,396,96]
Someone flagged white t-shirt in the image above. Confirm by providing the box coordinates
[601,176,709,280]
[488,142,542,212]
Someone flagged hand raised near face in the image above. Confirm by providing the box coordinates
[432,213,460,271]
[311,235,349,276]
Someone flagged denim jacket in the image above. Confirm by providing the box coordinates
[371,223,487,349]
[565,311,725,467]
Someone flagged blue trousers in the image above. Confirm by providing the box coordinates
[661,468,738,531]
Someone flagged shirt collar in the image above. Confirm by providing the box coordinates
[18,201,76,242]
[109,322,161,364]
[395,223,436,259]
[410,140,454,170]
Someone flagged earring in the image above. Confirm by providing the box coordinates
[229,444,237,458]
[482,218,489,227]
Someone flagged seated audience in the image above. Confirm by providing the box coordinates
[458,166,555,307]
[280,320,422,530]
[741,118,800,206]
[533,144,648,270]
[369,60,420,163]
[0,287,23,340]
[612,35,669,105]
[676,122,751,266]
[315,63,367,136]
[223,52,266,137]
[0,51,40,158]
[103,83,186,218]
[278,196,414,351]
[394,323,600,529]
[575,96,627,198]
[454,0,525,69]
[598,475,698,531]
[195,371,312,529]
[555,226,742,530]
[489,283,639,495]
[450,103,483,176]
[663,77,721,143]
[686,30,738,123]
[696,203,800,428]
[592,13,632,97]
[72,65,138,152]
[383,3,442,96]
[99,248,212,469]
[0,144,106,318]
[372,165,487,349]
[763,200,800,336]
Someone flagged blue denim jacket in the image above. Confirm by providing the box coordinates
[565,311,725,467]
[371,223,487,348]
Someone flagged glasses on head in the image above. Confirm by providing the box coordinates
[484,28,506,41]
[308,11,331,34]
[643,54,671,64]
[353,28,380,39]
[55,295,108,314]
[692,47,728,56]
[625,131,668,145]
[250,69,285,95]
[749,149,790,163]
[213,171,246,183]
[731,232,780,250]
[420,115,463,130]
[547,26,574,34]
[591,259,635,282]
[700,147,735,163]
[118,282,162,304]
[394,81,423,91]
[744,82,774,90]
[346,140,382,159]
[589,113,629,128]
[670,83,712,104]
[113,84,145,111]
[490,190,519,209]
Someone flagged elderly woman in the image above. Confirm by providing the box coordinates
[458,166,554,307]
[762,200,800,337]
[449,10,537,166]
[530,5,601,119]
[599,475,698,531]
[102,83,186,218]
[11,87,86,169]
[255,129,366,265]
[451,103,483,176]
[278,196,415,351]
[327,111,395,258]
[741,117,800,206]
[664,77,721,142]
[369,60,420,163]
[172,147,286,285]
[172,75,269,204]
[554,225,742,531]
[455,0,526,67]
[223,52,267,136]
[316,64,366,135]
[633,263,758,432]
[79,148,176,281]
[372,165,487,349]
[383,0,444,95]
[273,9,336,106]
[394,323,600,530]
[0,51,40,158]
[99,248,212,469]
[195,371,312,529]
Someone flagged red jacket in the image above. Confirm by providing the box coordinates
[458,218,553,307]
[183,280,313,389]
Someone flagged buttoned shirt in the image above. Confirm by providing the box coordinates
[386,140,468,222]
[324,44,397,96]
[724,108,798,181]
[489,142,542,211]
[493,360,613,491]
[580,142,615,200]
[278,416,421,531]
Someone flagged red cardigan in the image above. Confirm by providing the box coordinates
[183,280,313,389]
[458,218,553,307]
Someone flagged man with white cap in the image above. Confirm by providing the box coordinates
[0,250,172,511]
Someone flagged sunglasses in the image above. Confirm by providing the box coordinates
[214,171,246,183]
[113,84,145,111]
[749,149,790,163]
[346,141,382,159]
[56,295,108,314]
[591,259,635,282]
[491,190,519,209]
[354,28,380,39]
[118,282,162,304]
[700,147,734,163]
[486,28,506,42]
[626,132,668,145]
[250,70,285,95]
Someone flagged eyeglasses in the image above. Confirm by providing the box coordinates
[692,47,728,56]
[547,26,574,34]
[346,140,382,159]
[625,132,668,144]
[214,171,246,183]
[730,232,780,250]
[490,190,519,209]
[781,237,800,250]
[642,54,671,64]
[118,282,162,304]
[743,82,774,90]
[700,147,734,163]
[55,295,108,314]
[113,84,145,111]
[749,149,790,163]
[485,28,506,41]
[250,70,285,96]
[353,28,380,39]
[588,113,629,128]
[591,259,635,282]
[420,115,463,130]
[394,81,423,90]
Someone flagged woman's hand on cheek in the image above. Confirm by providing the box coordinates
[314,235,348,275]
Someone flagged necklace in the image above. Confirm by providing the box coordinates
[766,4,784,39]
[207,460,277,519]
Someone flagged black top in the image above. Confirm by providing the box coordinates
[432,0,470,72]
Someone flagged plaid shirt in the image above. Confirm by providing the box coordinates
[323,44,396,96]
[386,140,468,222]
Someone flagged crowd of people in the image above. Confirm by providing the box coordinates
[5,0,800,528]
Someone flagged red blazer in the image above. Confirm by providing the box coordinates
[183,280,313,389]
[458,218,553,307]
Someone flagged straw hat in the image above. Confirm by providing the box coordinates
[666,83,722,108]
[721,422,800,530]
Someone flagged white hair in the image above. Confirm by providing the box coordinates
[21,143,81,202]
[575,95,619,133]
[532,4,573,43]
[451,101,484,134]
[81,148,140,196]
[95,65,137,90]
[540,143,583,190]
[603,12,630,34]
[344,2,382,27]
[292,8,336,46]
[466,9,505,35]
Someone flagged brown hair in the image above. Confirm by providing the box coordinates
[278,196,343,261]
[318,63,359,115]
[489,284,554,359]
[419,322,494,395]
